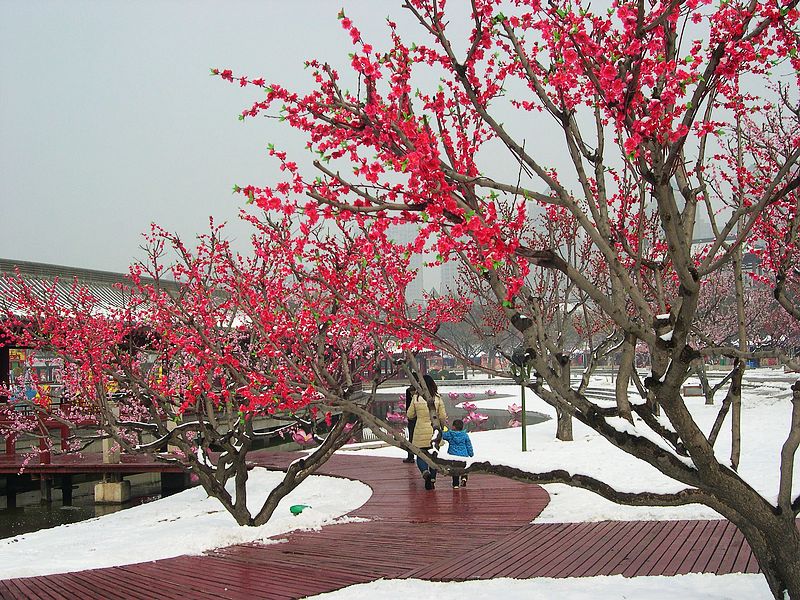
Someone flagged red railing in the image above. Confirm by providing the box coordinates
[0,403,96,464]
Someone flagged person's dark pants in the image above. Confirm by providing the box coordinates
[416,453,436,480]
[452,474,468,487]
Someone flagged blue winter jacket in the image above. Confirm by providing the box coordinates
[442,429,474,457]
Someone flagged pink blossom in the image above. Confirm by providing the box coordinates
[292,430,314,446]
[463,410,489,428]
[386,411,407,424]
[469,412,488,424]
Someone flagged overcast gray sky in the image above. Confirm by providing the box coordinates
[4,0,664,278]
[1,1,431,272]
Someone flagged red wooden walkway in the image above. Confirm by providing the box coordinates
[0,452,766,599]
[404,519,760,581]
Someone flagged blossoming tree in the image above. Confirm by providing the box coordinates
[212,0,800,595]
[1,216,463,526]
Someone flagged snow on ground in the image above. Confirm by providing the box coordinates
[0,468,371,579]
[366,368,798,522]
[308,574,772,599]
[0,368,792,599]
[322,369,794,598]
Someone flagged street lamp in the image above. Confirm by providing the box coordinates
[510,347,535,451]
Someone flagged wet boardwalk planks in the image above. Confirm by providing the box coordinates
[404,519,761,581]
[0,452,768,599]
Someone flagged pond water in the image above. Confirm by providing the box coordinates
[369,389,550,433]
[0,473,162,540]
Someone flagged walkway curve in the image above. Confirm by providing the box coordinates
[0,452,550,600]
[0,452,765,599]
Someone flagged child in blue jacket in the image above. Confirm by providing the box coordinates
[442,419,474,488]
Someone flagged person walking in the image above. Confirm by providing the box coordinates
[442,419,474,488]
[406,374,447,490]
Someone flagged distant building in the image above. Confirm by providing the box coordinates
[0,258,161,407]
[0,258,152,310]
[439,258,461,297]
[389,224,425,301]
[690,237,764,277]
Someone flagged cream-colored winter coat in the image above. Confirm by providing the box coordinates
[407,393,447,448]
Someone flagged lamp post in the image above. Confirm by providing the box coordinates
[511,347,535,451]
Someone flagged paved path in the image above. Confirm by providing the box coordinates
[0,452,762,599]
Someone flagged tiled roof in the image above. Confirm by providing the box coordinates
[0,258,177,312]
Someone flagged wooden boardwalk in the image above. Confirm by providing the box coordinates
[405,519,760,581]
[0,452,766,599]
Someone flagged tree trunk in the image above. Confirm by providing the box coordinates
[696,360,714,405]
[733,512,800,599]
[555,353,573,441]
[730,119,746,471]
[615,332,635,423]
[667,366,799,598]
[731,246,747,470]
[556,405,573,441]
[656,349,799,597]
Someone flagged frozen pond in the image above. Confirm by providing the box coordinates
[369,387,550,434]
